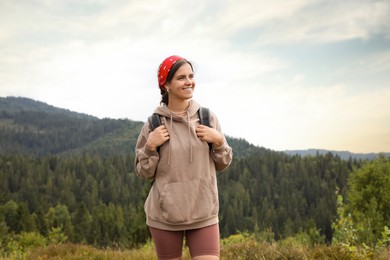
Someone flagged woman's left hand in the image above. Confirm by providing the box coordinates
[195,125,224,148]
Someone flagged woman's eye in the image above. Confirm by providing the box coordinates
[176,75,194,80]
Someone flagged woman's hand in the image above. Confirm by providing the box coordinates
[195,125,224,148]
[145,125,170,151]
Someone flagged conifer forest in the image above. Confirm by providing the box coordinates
[1,97,389,256]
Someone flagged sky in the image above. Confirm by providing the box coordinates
[1,0,390,153]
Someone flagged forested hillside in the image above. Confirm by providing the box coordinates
[0,97,142,157]
[0,96,367,248]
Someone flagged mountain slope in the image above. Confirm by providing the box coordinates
[0,96,96,119]
[0,96,143,156]
[0,96,273,158]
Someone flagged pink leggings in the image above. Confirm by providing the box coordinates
[149,224,220,259]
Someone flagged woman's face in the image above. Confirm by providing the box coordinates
[166,63,195,102]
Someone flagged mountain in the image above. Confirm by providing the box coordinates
[0,96,143,156]
[284,149,390,161]
[0,96,96,119]
[1,96,386,160]
[0,96,379,246]
[0,96,265,157]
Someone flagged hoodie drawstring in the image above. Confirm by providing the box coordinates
[165,111,194,165]
[187,112,193,163]
[167,114,173,166]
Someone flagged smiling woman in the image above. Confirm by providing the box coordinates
[158,57,195,109]
[135,55,233,260]
[164,62,196,109]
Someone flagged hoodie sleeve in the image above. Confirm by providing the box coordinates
[134,122,159,180]
[210,112,233,172]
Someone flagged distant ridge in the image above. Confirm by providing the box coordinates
[0,96,97,120]
[284,149,390,161]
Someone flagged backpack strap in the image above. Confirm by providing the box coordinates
[198,107,213,150]
[198,107,211,127]
[148,113,162,131]
[150,107,210,130]
[148,108,213,149]
[147,113,162,153]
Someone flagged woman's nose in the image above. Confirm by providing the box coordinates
[185,77,194,84]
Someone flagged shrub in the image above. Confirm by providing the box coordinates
[48,226,68,245]
[17,231,47,249]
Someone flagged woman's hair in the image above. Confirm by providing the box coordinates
[160,59,194,105]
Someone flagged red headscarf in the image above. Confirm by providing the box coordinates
[157,55,185,90]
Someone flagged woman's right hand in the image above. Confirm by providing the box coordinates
[145,125,170,151]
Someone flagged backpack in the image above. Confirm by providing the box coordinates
[147,107,212,149]
[148,107,211,130]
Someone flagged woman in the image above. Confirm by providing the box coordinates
[135,55,233,260]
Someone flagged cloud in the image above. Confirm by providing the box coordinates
[2,0,390,46]
[245,0,390,45]
[359,50,390,75]
[1,0,389,153]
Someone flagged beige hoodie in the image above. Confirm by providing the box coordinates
[135,100,233,231]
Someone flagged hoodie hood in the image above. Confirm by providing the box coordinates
[153,99,201,119]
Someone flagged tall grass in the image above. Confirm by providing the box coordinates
[2,232,389,260]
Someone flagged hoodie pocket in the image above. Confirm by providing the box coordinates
[159,178,217,224]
